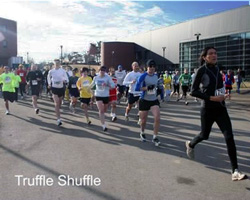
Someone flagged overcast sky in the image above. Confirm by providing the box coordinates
[0,0,249,63]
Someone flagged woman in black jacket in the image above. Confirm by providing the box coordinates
[185,47,247,181]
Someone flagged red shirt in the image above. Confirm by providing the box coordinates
[109,77,117,97]
[16,69,27,83]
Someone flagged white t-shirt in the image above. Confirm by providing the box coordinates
[123,71,142,95]
[47,68,69,88]
[115,70,126,85]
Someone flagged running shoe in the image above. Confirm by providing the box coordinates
[185,102,189,105]
[112,116,117,122]
[125,115,129,121]
[140,132,146,142]
[152,137,160,146]
[232,169,247,181]
[57,119,62,126]
[35,108,39,114]
[86,118,91,125]
[137,119,141,125]
[185,141,194,159]
[103,127,108,132]
[5,110,10,115]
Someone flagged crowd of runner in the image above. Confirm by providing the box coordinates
[0,48,247,181]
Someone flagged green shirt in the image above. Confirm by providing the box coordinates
[178,73,192,86]
[0,72,16,92]
[13,75,21,88]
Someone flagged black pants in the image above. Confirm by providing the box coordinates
[190,106,238,171]
[15,87,19,101]
[19,83,26,96]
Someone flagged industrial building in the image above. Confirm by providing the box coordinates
[102,5,250,75]
[0,17,17,66]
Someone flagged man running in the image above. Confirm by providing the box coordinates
[26,64,43,114]
[115,65,126,103]
[0,66,16,115]
[123,62,141,121]
[16,64,27,99]
[135,60,161,146]
[47,59,69,126]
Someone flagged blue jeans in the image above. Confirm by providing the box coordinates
[236,81,241,93]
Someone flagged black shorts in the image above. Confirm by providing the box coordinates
[128,93,140,104]
[69,89,79,98]
[139,99,160,111]
[51,87,65,98]
[117,84,125,94]
[96,96,109,104]
[79,98,91,105]
[182,85,189,96]
[2,91,15,102]
[31,86,40,96]
[173,84,180,93]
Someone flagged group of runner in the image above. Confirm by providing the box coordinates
[0,48,247,181]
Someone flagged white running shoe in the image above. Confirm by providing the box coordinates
[232,169,247,181]
[5,110,10,115]
[186,141,194,159]
[57,119,62,126]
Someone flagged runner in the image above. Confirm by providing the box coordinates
[47,59,69,126]
[135,60,161,146]
[13,69,21,102]
[115,65,126,103]
[76,67,93,124]
[123,62,141,121]
[109,67,118,122]
[0,66,16,115]
[68,68,79,113]
[16,64,27,99]
[170,70,180,101]
[90,66,115,131]
[186,46,247,181]
[26,64,43,114]
[178,68,192,105]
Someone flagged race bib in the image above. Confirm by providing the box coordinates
[5,77,11,83]
[54,81,61,85]
[96,80,105,91]
[82,81,90,87]
[32,80,38,85]
[215,87,225,96]
[147,89,156,95]
[71,84,77,88]
[184,79,189,84]
[20,73,24,77]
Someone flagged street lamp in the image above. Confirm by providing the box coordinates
[111,51,115,67]
[60,45,63,64]
[27,52,29,64]
[162,47,166,70]
[194,33,201,68]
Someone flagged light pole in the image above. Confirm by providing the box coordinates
[60,45,63,64]
[162,47,166,70]
[111,51,115,67]
[194,33,201,68]
[27,52,29,64]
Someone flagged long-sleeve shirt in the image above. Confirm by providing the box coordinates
[115,70,126,85]
[47,68,69,88]
[92,74,115,97]
[190,63,225,108]
[123,71,142,96]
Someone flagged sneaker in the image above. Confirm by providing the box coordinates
[35,108,39,114]
[185,102,189,105]
[69,104,73,112]
[21,96,24,100]
[5,110,10,115]
[57,119,62,126]
[103,127,108,132]
[232,169,247,181]
[152,137,160,146]
[140,133,146,142]
[185,141,194,159]
[125,115,129,121]
[86,118,91,125]
[112,116,117,122]
[137,119,141,125]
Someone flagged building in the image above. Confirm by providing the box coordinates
[103,5,250,75]
[0,17,17,66]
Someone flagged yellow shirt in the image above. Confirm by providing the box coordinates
[76,76,92,98]
[163,76,172,90]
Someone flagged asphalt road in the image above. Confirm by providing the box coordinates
[0,92,249,200]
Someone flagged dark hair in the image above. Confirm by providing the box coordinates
[81,67,89,73]
[146,59,156,67]
[72,68,78,72]
[199,47,217,66]
[100,66,107,71]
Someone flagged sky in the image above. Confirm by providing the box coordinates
[0,0,249,63]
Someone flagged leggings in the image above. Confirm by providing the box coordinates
[190,106,238,172]
[19,83,26,96]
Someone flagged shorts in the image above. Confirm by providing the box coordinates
[182,85,189,96]
[96,96,109,104]
[173,84,180,93]
[117,85,126,94]
[109,95,117,102]
[31,86,40,96]
[79,98,91,105]
[51,87,65,98]
[3,91,15,102]
[69,89,80,98]
[139,99,160,111]
[128,93,140,104]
